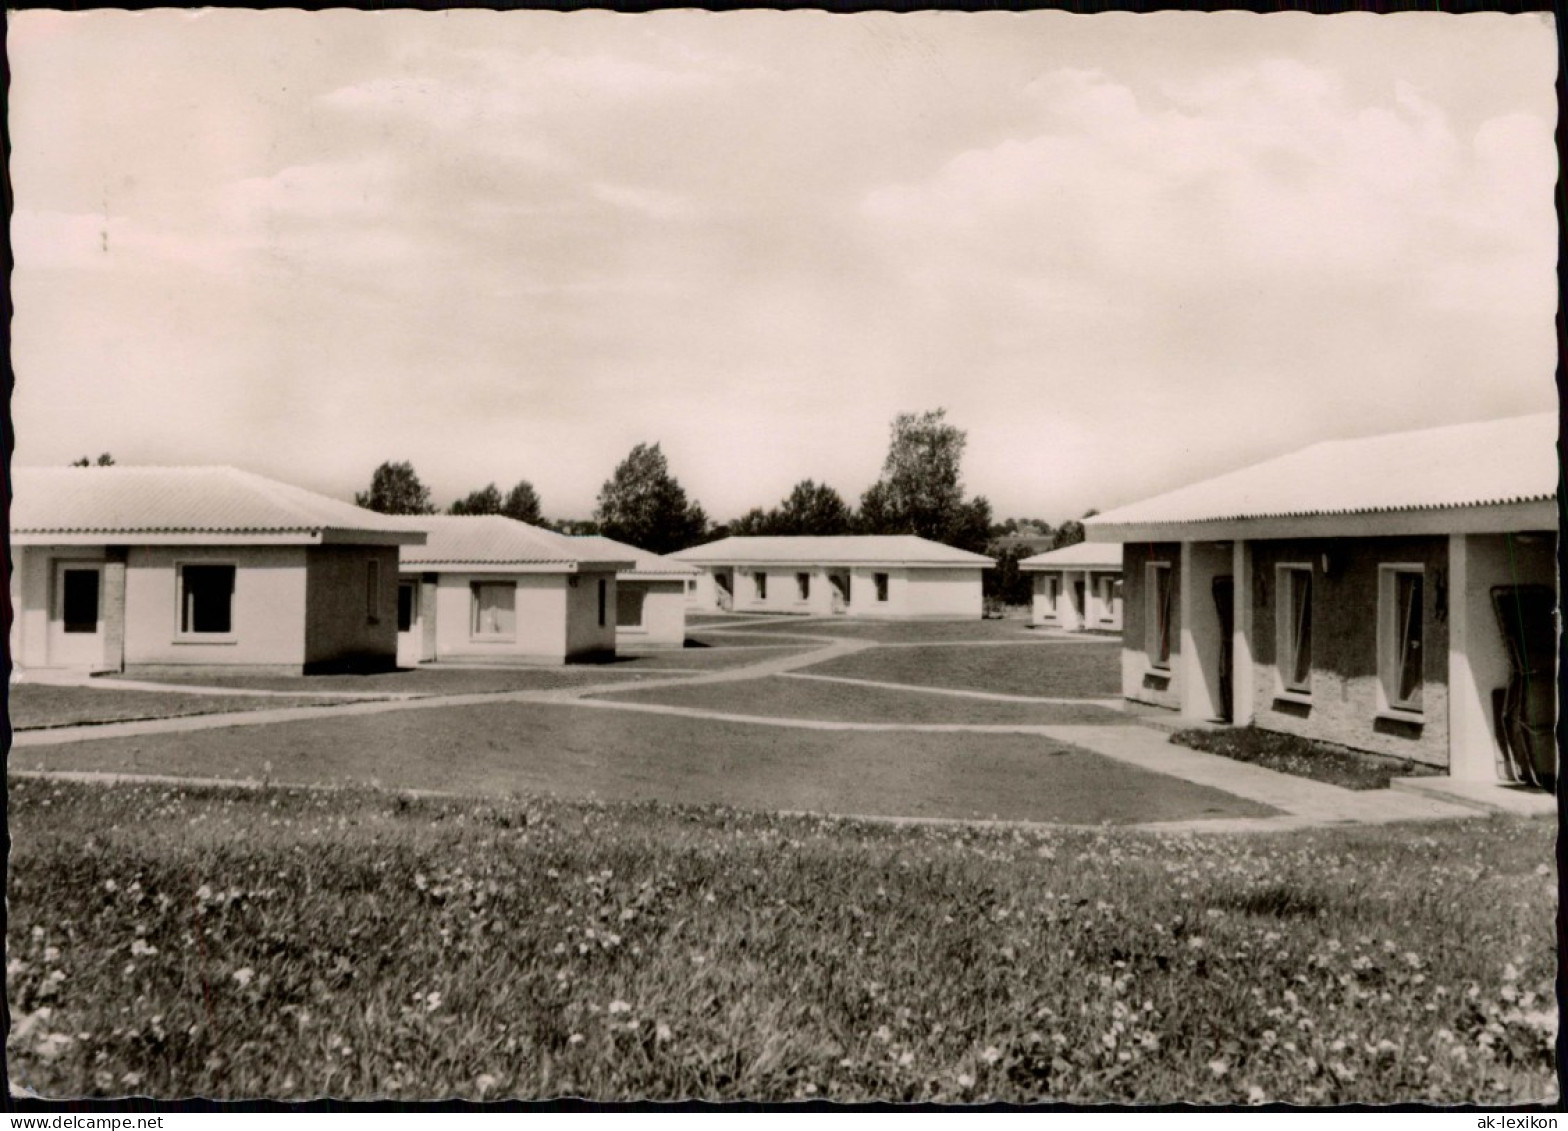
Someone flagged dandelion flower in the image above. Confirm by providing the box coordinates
[898,1051,914,1067]
[476,1073,498,1094]
[957,1073,975,1089]
[982,1046,1002,1065]
[232,968,255,988]
[656,1023,673,1043]
[568,1033,584,1045]
[1208,1058,1228,1078]
[1247,1085,1265,1104]
[608,1000,631,1015]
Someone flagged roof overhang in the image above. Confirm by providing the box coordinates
[398,559,635,575]
[1019,561,1122,573]
[1086,499,1558,543]
[685,558,992,570]
[13,527,425,547]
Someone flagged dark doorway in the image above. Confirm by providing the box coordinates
[1212,575,1234,722]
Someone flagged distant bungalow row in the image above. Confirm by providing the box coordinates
[9,412,1556,789]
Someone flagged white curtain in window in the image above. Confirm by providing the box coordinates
[474,583,515,636]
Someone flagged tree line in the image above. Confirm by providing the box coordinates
[349,408,1094,600]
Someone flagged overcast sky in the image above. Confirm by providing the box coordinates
[10,10,1557,524]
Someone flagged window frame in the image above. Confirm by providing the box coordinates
[175,561,238,641]
[1377,564,1426,718]
[796,571,811,602]
[754,571,768,600]
[616,583,647,630]
[873,572,890,603]
[1145,562,1173,670]
[598,577,608,627]
[469,580,517,641]
[397,580,417,634]
[1274,563,1314,700]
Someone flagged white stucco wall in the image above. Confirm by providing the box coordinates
[1448,532,1557,781]
[729,565,836,616]
[1031,569,1124,632]
[425,570,612,663]
[616,578,689,648]
[13,544,111,670]
[565,569,619,659]
[124,545,309,670]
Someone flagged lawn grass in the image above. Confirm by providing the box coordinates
[799,642,1121,699]
[1171,727,1446,792]
[12,700,1271,824]
[699,617,1038,644]
[8,685,370,731]
[595,675,1127,727]
[6,778,1555,1103]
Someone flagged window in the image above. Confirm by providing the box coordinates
[180,564,235,635]
[598,578,608,627]
[1146,563,1172,669]
[397,582,416,633]
[61,568,100,634]
[796,572,811,601]
[1276,565,1313,696]
[755,572,768,600]
[874,573,890,602]
[366,560,381,624]
[1379,566,1424,713]
[617,586,647,628]
[471,581,516,638]
[1043,575,1059,611]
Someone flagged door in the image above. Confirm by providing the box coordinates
[829,571,850,614]
[1072,580,1087,630]
[396,580,421,668]
[1212,575,1234,723]
[49,561,104,670]
[714,569,734,612]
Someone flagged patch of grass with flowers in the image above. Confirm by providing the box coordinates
[7,778,1556,1104]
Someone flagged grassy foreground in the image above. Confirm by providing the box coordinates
[8,779,1556,1104]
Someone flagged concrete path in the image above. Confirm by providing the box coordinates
[9,623,1510,830]
[779,670,1124,708]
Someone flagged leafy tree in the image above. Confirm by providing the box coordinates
[594,442,709,555]
[355,461,435,515]
[773,480,853,536]
[549,518,601,536]
[449,484,504,516]
[501,481,544,525]
[984,541,1039,607]
[855,409,990,553]
[1052,520,1086,549]
[71,453,115,467]
[726,507,776,537]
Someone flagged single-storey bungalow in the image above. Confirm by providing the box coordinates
[1019,542,1124,632]
[393,515,633,666]
[672,535,993,619]
[571,535,698,649]
[1085,413,1558,785]
[9,466,426,675]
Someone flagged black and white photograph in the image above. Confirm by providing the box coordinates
[4,6,1559,1107]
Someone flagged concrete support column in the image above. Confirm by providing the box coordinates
[420,575,439,661]
[1447,534,1494,781]
[1180,541,1230,722]
[1232,540,1254,726]
[101,548,128,673]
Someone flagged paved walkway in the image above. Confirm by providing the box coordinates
[9,621,1511,830]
